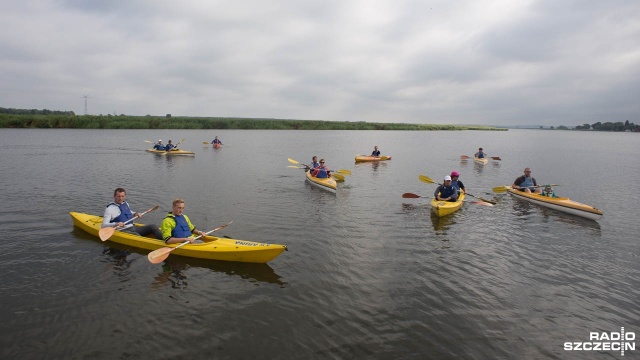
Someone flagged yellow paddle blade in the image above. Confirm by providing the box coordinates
[288,158,300,164]
[418,175,435,184]
[145,140,154,143]
[336,169,351,175]
[492,186,511,193]
[379,156,390,160]
[202,141,209,144]
[147,247,175,264]
[98,227,116,241]
[332,173,345,181]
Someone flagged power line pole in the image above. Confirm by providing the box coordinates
[82,95,90,115]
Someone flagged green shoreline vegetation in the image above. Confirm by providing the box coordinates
[2,107,637,131]
[0,112,504,131]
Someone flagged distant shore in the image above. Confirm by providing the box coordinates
[0,114,506,131]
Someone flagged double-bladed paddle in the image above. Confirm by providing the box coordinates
[98,205,160,241]
[147,221,234,264]
[492,184,560,193]
[419,174,497,205]
[402,192,493,206]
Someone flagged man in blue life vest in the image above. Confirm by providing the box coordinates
[153,140,165,150]
[101,188,163,239]
[512,167,542,193]
[160,198,207,244]
[211,136,223,145]
[165,140,176,151]
[305,156,320,172]
[475,147,485,158]
[371,146,381,156]
[434,175,458,202]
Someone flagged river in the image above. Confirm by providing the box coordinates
[1,128,638,359]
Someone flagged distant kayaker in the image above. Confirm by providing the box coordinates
[305,156,320,172]
[101,188,163,239]
[434,176,459,202]
[161,198,207,244]
[153,139,166,150]
[371,146,381,156]
[450,171,465,194]
[311,159,331,178]
[165,140,176,151]
[475,147,486,159]
[211,136,223,145]
[512,167,542,194]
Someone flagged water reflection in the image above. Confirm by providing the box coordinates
[73,229,286,287]
[430,212,457,232]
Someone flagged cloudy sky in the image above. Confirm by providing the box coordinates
[1,0,638,126]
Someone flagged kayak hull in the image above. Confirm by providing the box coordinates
[474,156,488,165]
[430,193,465,217]
[305,170,337,193]
[507,189,603,220]
[146,149,195,156]
[355,155,391,163]
[213,143,221,149]
[70,212,287,263]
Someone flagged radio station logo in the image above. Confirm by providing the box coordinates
[564,327,635,356]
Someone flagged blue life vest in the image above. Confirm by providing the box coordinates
[315,167,329,178]
[109,202,133,223]
[372,150,381,156]
[165,144,175,151]
[439,185,456,198]
[521,176,535,189]
[311,161,320,168]
[451,180,461,191]
[477,151,485,158]
[171,215,192,238]
[154,144,166,150]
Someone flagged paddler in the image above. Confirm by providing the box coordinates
[512,167,542,194]
[161,198,208,244]
[434,176,458,202]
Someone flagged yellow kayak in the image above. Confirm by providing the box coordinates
[355,155,392,163]
[146,148,195,156]
[430,193,465,217]
[305,170,337,193]
[507,189,603,220]
[70,212,287,263]
[474,156,488,165]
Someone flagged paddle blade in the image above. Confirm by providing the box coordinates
[491,157,501,161]
[402,193,421,198]
[332,173,345,181]
[478,197,497,205]
[98,227,116,241]
[460,155,470,160]
[470,201,494,207]
[336,169,352,175]
[492,186,510,193]
[203,141,209,144]
[419,175,435,184]
[287,158,300,164]
[147,247,175,264]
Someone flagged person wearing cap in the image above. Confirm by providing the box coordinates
[512,167,542,193]
[311,159,331,178]
[153,139,166,150]
[450,171,465,194]
[474,147,486,159]
[434,175,458,202]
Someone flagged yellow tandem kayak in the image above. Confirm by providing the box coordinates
[430,193,466,217]
[146,148,195,156]
[506,189,603,220]
[70,212,287,263]
[305,170,337,193]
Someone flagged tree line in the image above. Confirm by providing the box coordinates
[0,107,76,116]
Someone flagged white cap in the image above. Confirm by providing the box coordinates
[158,139,162,142]
[444,175,452,181]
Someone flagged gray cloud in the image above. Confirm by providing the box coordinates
[1,0,638,125]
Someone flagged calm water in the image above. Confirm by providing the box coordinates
[1,128,638,359]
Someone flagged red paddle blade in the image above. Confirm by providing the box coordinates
[402,193,421,198]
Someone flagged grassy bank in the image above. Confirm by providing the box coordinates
[0,114,506,131]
